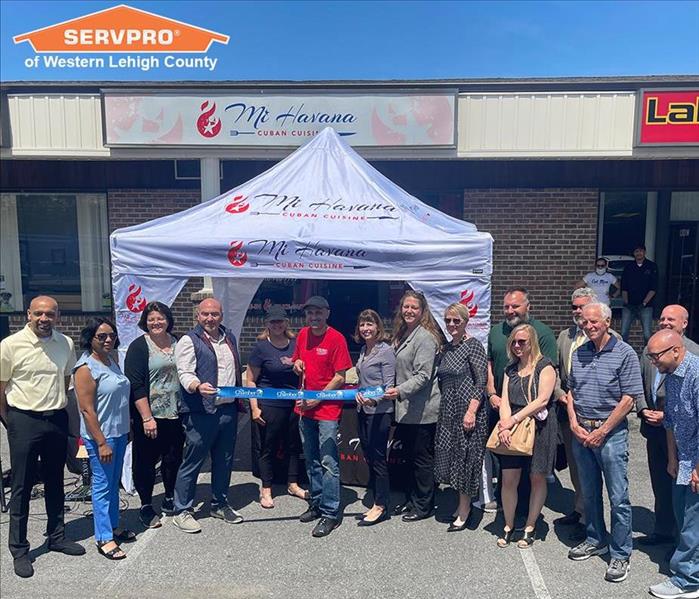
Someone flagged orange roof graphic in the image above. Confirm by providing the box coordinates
[13,4,229,53]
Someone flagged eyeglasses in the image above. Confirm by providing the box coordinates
[646,345,677,362]
[95,332,117,342]
[571,304,587,310]
[445,318,463,325]
[511,339,528,347]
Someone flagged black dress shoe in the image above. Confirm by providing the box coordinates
[299,506,322,523]
[638,533,675,546]
[447,513,472,532]
[312,517,340,537]
[48,540,86,556]
[358,510,389,527]
[554,511,582,526]
[402,511,429,522]
[393,503,412,516]
[13,556,34,578]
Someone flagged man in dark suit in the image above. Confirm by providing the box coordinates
[637,304,699,548]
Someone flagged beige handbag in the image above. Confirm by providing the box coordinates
[486,367,537,457]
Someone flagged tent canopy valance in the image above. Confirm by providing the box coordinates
[110,127,493,351]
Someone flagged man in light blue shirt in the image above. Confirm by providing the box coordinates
[647,330,699,599]
[566,302,643,584]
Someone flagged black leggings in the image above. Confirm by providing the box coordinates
[357,411,392,508]
[253,405,302,487]
[132,417,185,506]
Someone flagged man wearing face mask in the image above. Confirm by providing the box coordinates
[583,258,620,306]
[637,305,699,550]
[484,288,557,513]
[172,298,244,534]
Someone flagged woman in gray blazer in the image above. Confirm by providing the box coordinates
[384,291,444,521]
[354,309,396,527]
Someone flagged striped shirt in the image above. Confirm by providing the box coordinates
[664,352,699,486]
[569,335,644,420]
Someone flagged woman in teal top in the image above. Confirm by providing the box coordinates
[74,317,134,561]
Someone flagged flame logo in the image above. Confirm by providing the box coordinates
[225,194,250,214]
[197,100,221,138]
[126,284,147,313]
[227,241,248,267]
[459,289,478,318]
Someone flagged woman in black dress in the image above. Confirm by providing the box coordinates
[496,323,558,548]
[434,303,488,532]
[245,305,305,508]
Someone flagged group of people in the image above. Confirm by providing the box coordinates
[0,286,697,599]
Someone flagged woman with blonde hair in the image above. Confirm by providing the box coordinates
[246,305,306,508]
[353,309,396,526]
[434,303,489,532]
[495,323,558,548]
[385,290,444,522]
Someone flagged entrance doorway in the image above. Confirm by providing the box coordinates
[667,222,699,340]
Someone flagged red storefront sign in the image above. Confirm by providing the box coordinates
[638,90,699,145]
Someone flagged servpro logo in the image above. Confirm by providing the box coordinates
[13,4,228,73]
[13,4,228,53]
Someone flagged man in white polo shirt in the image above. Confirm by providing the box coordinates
[0,296,86,578]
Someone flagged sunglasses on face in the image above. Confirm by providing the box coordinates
[646,345,677,362]
[445,318,463,325]
[95,332,117,342]
[511,339,528,347]
[571,304,587,310]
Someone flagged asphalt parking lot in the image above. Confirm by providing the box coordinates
[0,416,677,599]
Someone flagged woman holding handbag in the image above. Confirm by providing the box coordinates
[495,323,557,549]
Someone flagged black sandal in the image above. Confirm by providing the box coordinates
[497,528,513,548]
[517,529,535,548]
[112,528,137,543]
[97,541,126,560]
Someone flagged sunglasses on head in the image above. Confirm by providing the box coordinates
[95,332,117,342]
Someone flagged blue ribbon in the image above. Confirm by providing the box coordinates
[216,385,385,402]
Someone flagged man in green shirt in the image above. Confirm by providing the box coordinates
[482,287,558,514]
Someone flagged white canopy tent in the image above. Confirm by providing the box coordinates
[110,127,493,354]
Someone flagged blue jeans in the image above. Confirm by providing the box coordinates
[572,422,632,560]
[85,435,128,543]
[621,305,653,344]
[299,417,340,519]
[669,484,699,590]
[174,404,239,513]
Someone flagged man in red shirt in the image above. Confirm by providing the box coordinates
[292,296,352,537]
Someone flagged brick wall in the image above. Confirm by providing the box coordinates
[107,189,203,340]
[462,188,648,350]
[463,188,598,335]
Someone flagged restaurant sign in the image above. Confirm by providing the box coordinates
[103,93,455,147]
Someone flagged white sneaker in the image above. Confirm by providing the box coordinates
[173,511,201,533]
[649,580,699,599]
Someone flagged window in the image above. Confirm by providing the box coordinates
[0,193,111,312]
[599,191,648,257]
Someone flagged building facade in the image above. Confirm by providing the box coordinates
[1,77,698,355]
